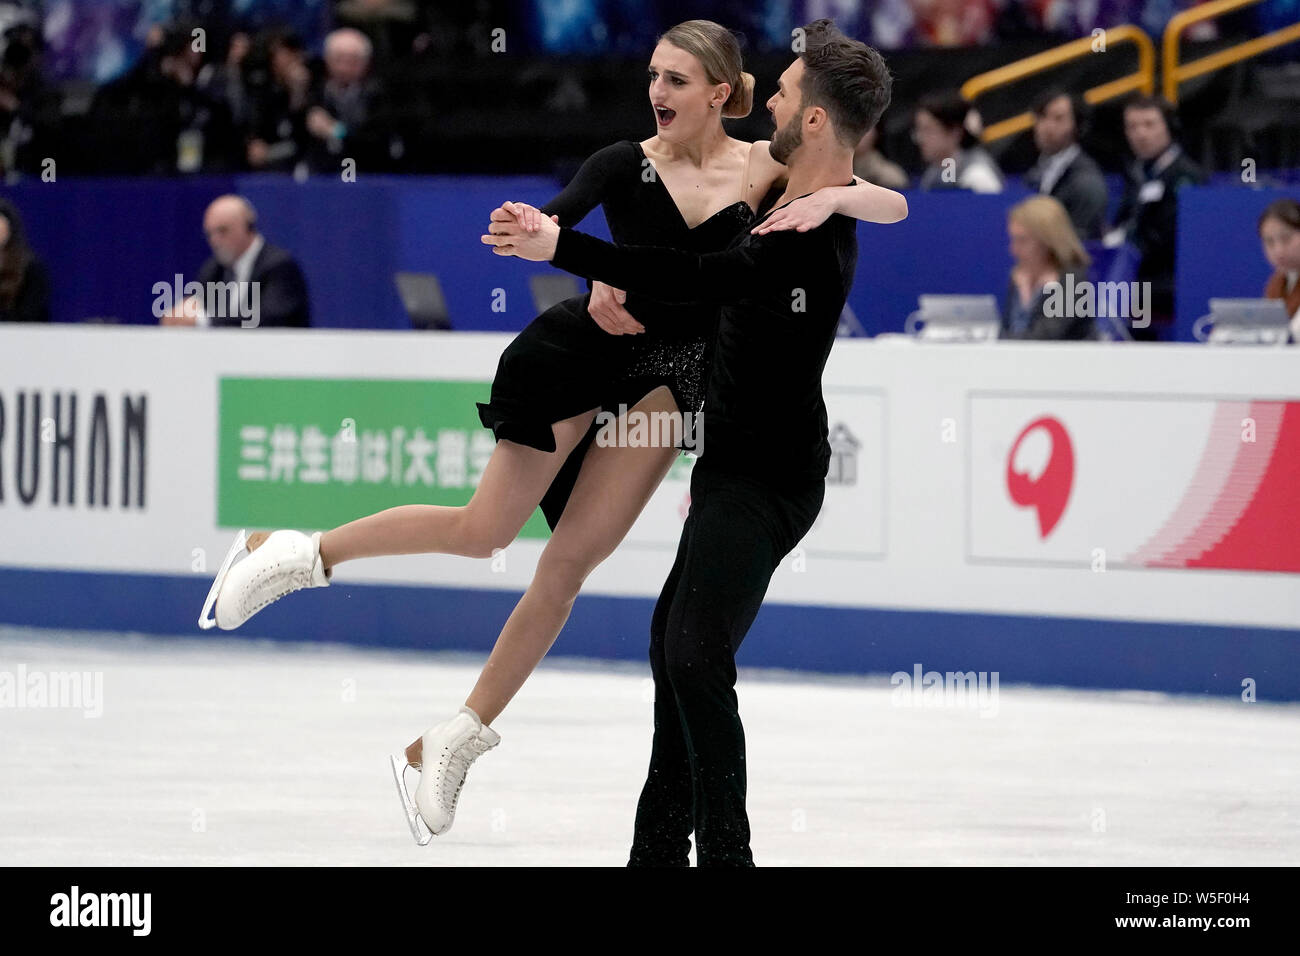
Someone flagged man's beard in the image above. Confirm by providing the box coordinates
[770,109,804,165]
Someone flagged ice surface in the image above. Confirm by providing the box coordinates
[1,626,1296,866]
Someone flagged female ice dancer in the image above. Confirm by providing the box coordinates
[197,19,907,843]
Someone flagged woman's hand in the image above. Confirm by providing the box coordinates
[588,281,643,335]
[495,202,557,234]
[488,204,638,331]
[750,191,837,235]
[481,202,561,260]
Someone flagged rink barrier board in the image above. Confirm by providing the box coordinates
[8,176,1294,340]
[2,326,1297,697]
[0,565,1295,700]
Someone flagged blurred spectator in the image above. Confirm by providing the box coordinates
[162,195,310,328]
[196,30,253,135]
[303,27,392,175]
[335,0,424,64]
[1023,89,1108,240]
[87,21,238,174]
[1001,195,1094,340]
[0,197,49,322]
[913,0,997,46]
[1257,197,1300,342]
[246,30,315,172]
[0,19,60,178]
[914,90,1004,193]
[1107,94,1204,339]
[853,125,909,189]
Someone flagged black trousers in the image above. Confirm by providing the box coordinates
[627,458,824,867]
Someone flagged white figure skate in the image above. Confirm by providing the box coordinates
[390,706,501,844]
[198,529,331,630]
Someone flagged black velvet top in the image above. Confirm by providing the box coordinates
[541,140,753,346]
[552,182,860,489]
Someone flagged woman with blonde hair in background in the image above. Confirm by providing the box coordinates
[1001,194,1093,340]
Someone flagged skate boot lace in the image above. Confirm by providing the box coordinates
[238,556,315,619]
[435,734,493,814]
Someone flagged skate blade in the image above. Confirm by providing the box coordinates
[198,529,247,630]
[389,754,433,846]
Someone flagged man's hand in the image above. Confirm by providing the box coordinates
[751,191,836,235]
[307,106,337,140]
[247,138,269,168]
[588,281,643,335]
[481,201,560,261]
[161,295,200,326]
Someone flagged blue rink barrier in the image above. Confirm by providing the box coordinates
[11,175,1295,340]
[1,566,1296,701]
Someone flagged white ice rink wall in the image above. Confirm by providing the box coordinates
[2,325,1297,698]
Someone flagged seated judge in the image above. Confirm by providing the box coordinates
[914,90,1004,194]
[1023,89,1108,240]
[163,194,310,327]
[1001,196,1094,340]
[1257,198,1300,343]
[1106,95,1204,340]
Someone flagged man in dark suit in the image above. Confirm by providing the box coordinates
[1108,95,1204,340]
[164,194,310,328]
[302,28,391,175]
[1023,90,1108,241]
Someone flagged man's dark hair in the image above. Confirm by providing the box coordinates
[797,19,892,147]
[916,89,979,149]
[1031,87,1089,139]
[159,19,204,59]
[1122,93,1181,138]
[158,25,193,59]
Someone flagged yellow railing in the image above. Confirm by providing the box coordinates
[1163,0,1300,103]
[961,26,1155,143]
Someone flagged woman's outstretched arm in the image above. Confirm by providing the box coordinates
[830,177,909,223]
[539,141,631,226]
[752,179,908,235]
[485,202,809,307]
[531,142,644,334]
[744,139,908,232]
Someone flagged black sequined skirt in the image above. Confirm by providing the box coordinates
[477,292,713,529]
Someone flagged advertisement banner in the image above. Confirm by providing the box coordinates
[2,327,1297,633]
[216,377,550,539]
[970,394,1300,573]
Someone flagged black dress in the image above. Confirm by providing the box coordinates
[477,140,753,529]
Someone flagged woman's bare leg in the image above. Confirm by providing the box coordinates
[405,386,683,763]
[252,408,600,570]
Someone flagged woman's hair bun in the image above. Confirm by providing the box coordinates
[723,71,754,118]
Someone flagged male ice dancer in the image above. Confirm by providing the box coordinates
[483,19,894,866]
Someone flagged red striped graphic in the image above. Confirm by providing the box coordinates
[1129,401,1300,573]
